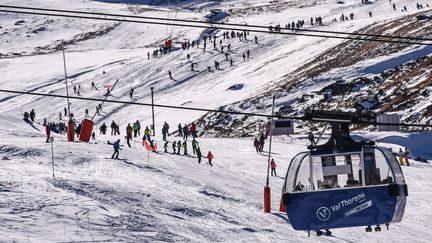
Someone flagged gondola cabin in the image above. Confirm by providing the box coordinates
[282,110,408,235]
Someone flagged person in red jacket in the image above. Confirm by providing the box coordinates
[207,151,214,166]
[45,125,51,143]
[270,158,277,176]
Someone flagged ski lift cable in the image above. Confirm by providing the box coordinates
[0,6,432,45]
[1,89,432,128]
[2,5,432,42]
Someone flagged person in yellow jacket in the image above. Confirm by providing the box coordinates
[398,148,404,165]
[144,126,151,141]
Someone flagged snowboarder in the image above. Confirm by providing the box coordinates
[308,131,315,146]
[192,138,199,155]
[270,158,277,176]
[254,137,261,154]
[45,125,51,143]
[126,123,133,148]
[196,147,202,164]
[207,151,214,166]
[30,109,35,122]
[111,139,121,159]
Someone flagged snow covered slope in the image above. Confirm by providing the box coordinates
[1,0,432,241]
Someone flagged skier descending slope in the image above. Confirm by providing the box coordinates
[111,139,122,159]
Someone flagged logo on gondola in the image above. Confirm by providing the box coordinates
[317,207,331,221]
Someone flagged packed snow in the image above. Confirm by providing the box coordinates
[1,0,432,242]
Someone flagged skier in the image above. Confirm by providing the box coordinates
[91,132,96,140]
[254,137,261,154]
[183,124,189,140]
[270,158,277,176]
[30,109,35,122]
[111,139,121,159]
[45,125,51,143]
[255,36,258,44]
[111,121,117,136]
[133,122,138,138]
[196,147,202,164]
[247,49,250,59]
[59,112,62,120]
[162,125,168,141]
[172,141,177,154]
[404,147,411,166]
[230,59,233,66]
[259,134,265,152]
[369,11,372,17]
[177,141,182,154]
[91,81,97,90]
[182,140,188,155]
[187,53,190,61]
[126,123,133,148]
[398,148,404,165]
[144,126,152,141]
[178,123,183,137]
[85,108,89,118]
[129,88,134,99]
[192,138,199,155]
[99,122,107,134]
[164,141,169,153]
[207,151,214,166]
[242,53,246,62]
[308,131,315,146]
[190,122,197,138]
[168,70,173,79]
[135,120,141,136]
[76,122,81,138]
[64,107,67,116]
[191,62,195,71]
